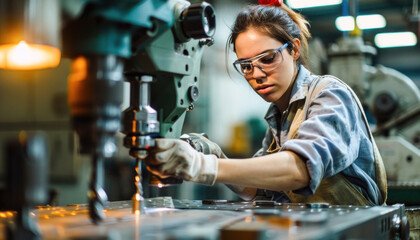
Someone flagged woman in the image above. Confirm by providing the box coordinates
[145,1,387,205]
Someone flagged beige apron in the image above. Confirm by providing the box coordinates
[267,76,387,206]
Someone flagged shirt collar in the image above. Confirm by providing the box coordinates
[264,65,315,120]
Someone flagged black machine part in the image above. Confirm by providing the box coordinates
[373,91,399,124]
[4,132,48,240]
[68,55,124,223]
[180,2,216,39]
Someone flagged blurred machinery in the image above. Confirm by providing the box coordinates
[328,36,420,205]
[322,0,420,206]
[0,133,49,240]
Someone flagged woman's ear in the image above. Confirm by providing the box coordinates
[292,38,301,60]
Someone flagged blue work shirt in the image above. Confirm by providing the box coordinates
[254,65,382,205]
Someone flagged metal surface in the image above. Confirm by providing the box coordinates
[406,207,420,240]
[0,199,410,240]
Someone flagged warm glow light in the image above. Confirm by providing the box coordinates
[69,56,88,81]
[374,32,417,48]
[335,16,355,31]
[0,41,60,70]
[157,183,163,188]
[287,0,342,9]
[356,14,386,30]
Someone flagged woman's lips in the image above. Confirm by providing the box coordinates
[256,85,274,94]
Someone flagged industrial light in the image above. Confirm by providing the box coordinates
[0,41,61,70]
[356,14,386,30]
[374,32,417,48]
[335,16,355,31]
[0,0,61,70]
[336,14,386,31]
[287,0,342,9]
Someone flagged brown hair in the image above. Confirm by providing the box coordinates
[227,4,311,67]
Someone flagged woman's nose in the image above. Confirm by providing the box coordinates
[252,65,266,79]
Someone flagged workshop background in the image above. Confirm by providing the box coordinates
[0,0,419,207]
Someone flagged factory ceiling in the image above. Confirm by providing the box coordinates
[300,0,420,82]
[303,0,417,43]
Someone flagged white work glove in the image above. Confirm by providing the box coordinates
[180,133,250,199]
[180,133,227,158]
[145,138,218,186]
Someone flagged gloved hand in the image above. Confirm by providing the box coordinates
[180,133,255,200]
[180,133,227,158]
[145,138,218,186]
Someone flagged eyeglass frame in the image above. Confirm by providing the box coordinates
[232,42,290,77]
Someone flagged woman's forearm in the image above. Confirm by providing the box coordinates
[216,151,310,192]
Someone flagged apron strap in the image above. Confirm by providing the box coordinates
[284,76,387,205]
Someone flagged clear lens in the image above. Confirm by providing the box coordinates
[234,62,253,76]
[233,42,288,77]
[258,51,283,69]
[233,50,284,77]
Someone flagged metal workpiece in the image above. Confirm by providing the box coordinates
[0,200,410,240]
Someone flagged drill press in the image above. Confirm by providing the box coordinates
[62,0,176,223]
[63,0,216,222]
[123,1,216,213]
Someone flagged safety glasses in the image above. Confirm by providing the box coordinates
[233,42,289,77]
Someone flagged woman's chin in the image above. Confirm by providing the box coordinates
[260,95,278,103]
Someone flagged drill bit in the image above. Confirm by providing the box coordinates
[132,157,145,214]
[88,154,108,224]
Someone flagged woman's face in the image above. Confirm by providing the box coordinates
[235,28,299,104]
